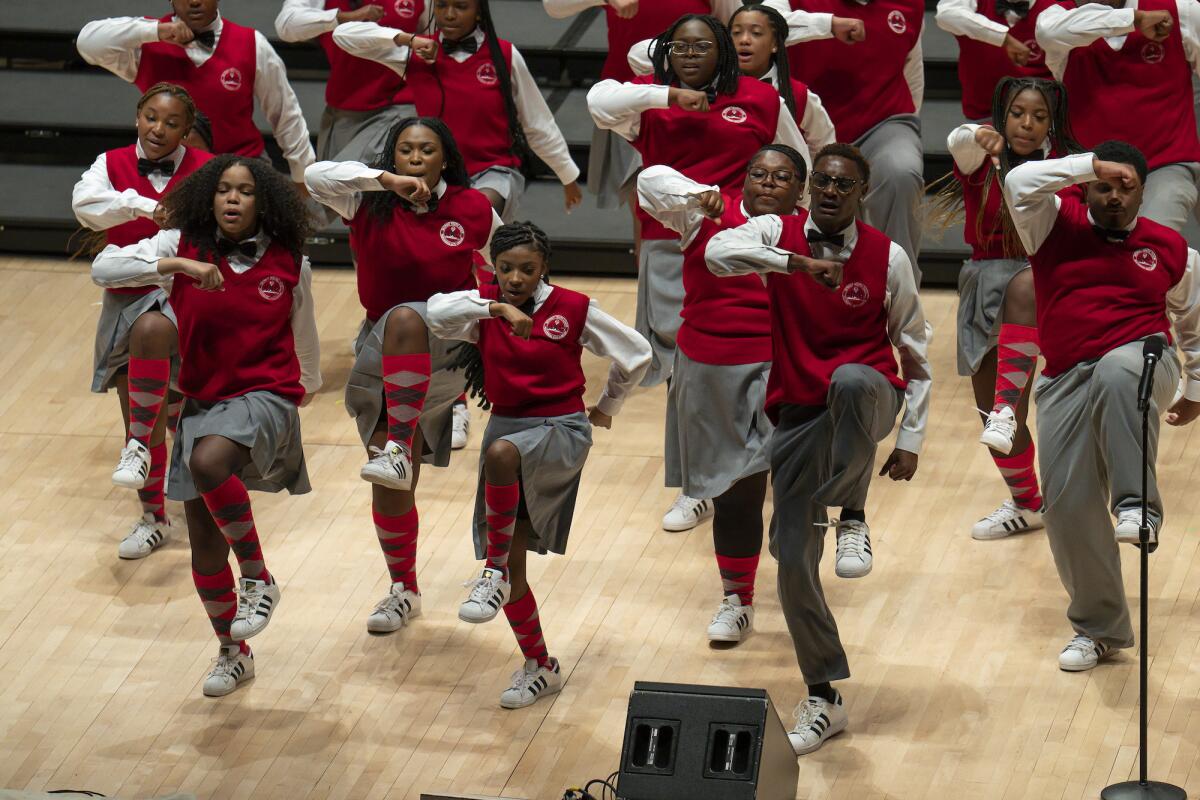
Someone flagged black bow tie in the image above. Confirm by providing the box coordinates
[442,37,478,56]
[137,157,175,177]
[705,87,718,104]
[192,29,216,49]
[995,0,1031,17]
[216,238,258,259]
[807,228,846,248]
[1092,224,1131,243]
[516,296,537,316]
[400,195,439,214]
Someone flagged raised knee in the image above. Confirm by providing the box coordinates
[485,439,521,478]
[382,306,428,351]
[129,311,176,352]
[1093,348,1141,391]
[829,364,874,397]
[188,441,232,491]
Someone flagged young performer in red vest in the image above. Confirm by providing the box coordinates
[588,14,808,533]
[92,155,322,697]
[1036,0,1200,231]
[77,0,316,189]
[706,143,931,755]
[332,0,581,222]
[275,0,435,163]
[936,0,1056,121]
[426,222,650,708]
[72,82,213,562]
[636,145,806,644]
[1004,141,1200,671]
[782,0,927,281]
[931,77,1079,539]
[306,117,501,635]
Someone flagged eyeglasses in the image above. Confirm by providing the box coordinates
[811,171,862,195]
[666,40,715,56]
[748,168,796,185]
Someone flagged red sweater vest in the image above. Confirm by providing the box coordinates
[601,1,710,82]
[677,198,773,365]
[477,282,590,418]
[1031,199,1187,377]
[954,0,1054,120]
[1062,0,1200,169]
[406,38,521,176]
[632,75,781,240]
[955,162,1008,260]
[103,144,213,295]
[170,237,303,404]
[320,0,423,110]
[136,16,262,158]
[787,0,923,143]
[349,185,494,319]
[764,211,903,422]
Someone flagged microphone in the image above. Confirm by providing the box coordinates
[1138,337,1165,412]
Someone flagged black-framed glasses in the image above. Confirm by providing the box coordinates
[666,40,715,56]
[811,171,862,195]
[748,168,796,185]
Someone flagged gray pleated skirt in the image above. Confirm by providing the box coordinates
[586,127,641,209]
[91,289,178,393]
[317,103,418,164]
[344,302,462,467]
[471,411,593,558]
[636,238,685,388]
[665,350,773,499]
[167,390,310,502]
[470,165,526,223]
[956,257,1030,376]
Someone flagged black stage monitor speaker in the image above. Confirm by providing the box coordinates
[617,682,798,800]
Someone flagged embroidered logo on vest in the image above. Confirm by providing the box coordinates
[258,275,285,301]
[476,63,498,86]
[887,10,907,34]
[721,106,748,124]
[1133,247,1159,271]
[1141,42,1165,64]
[394,0,417,18]
[842,281,870,307]
[220,67,243,92]
[543,314,570,340]
[439,220,466,247]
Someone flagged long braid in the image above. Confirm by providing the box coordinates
[730,5,796,118]
[650,15,740,96]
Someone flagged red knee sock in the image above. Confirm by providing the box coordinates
[137,441,168,523]
[485,482,520,578]
[504,588,550,667]
[993,324,1039,411]
[373,507,419,592]
[192,564,249,652]
[993,443,1043,510]
[127,358,170,446]
[715,553,760,606]
[380,353,430,452]
[201,475,270,581]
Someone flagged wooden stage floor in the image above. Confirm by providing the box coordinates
[0,256,1197,800]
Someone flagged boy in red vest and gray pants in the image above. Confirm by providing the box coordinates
[706,143,931,756]
[1004,141,1200,671]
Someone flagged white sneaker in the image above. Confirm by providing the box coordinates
[979,406,1018,454]
[662,494,713,532]
[229,576,280,641]
[833,520,872,578]
[499,658,562,709]
[202,644,254,697]
[707,594,754,643]
[117,513,170,559]
[459,567,511,623]
[360,440,413,491]
[1059,634,1112,672]
[112,439,152,489]
[366,584,422,634]
[788,692,848,755]
[971,500,1044,541]
[451,403,469,450]
[1115,509,1158,545]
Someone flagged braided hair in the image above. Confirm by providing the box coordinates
[650,15,740,96]
[189,110,214,152]
[729,4,797,119]
[363,116,470,222]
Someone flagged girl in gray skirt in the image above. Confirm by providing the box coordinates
[932,76,1079,540]
[427,222,651,709]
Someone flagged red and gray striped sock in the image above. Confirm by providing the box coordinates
[192,564,248,653]
[993,324,1039,411]
[374,506,419,592]
[201,475,270,582]
[137,441,168,523]
[380,353,430,451]
[503,588,550,668]
[127,358,169,447]
[715,553,759,606]
[485,482,520,579]
[993,443,1043,510]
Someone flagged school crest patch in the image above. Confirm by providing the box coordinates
[394,0,417,18]
[476,63,499,86]
[721,106,748,124]
[439,221,466,247]
[220,67,243,92]
[1141,42,1165,64]
[258,275,285,301]
[842,281,870,308]
[887,10,907,34]
[1133,247,1159,272]
[543,314,570,340]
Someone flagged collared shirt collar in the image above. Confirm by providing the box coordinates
[438,27,485,47]
[216,226,271,273]
[803,214,858,253]
[135,140,187,170]
[760,65,779,88]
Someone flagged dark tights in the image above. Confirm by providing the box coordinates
[711,471,769,558]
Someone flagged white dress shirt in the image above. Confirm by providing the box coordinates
[72,142,189,230]
[91,228,323,394]
[426,281,653,416]
[76,13,316,181]
[1036,0,1200,79]
[275,0,432,42]
[936,0,1021,47]
[331,24,580,185]
[704,213,933,452]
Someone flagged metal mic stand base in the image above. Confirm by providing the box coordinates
[1101,781,1186,799]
